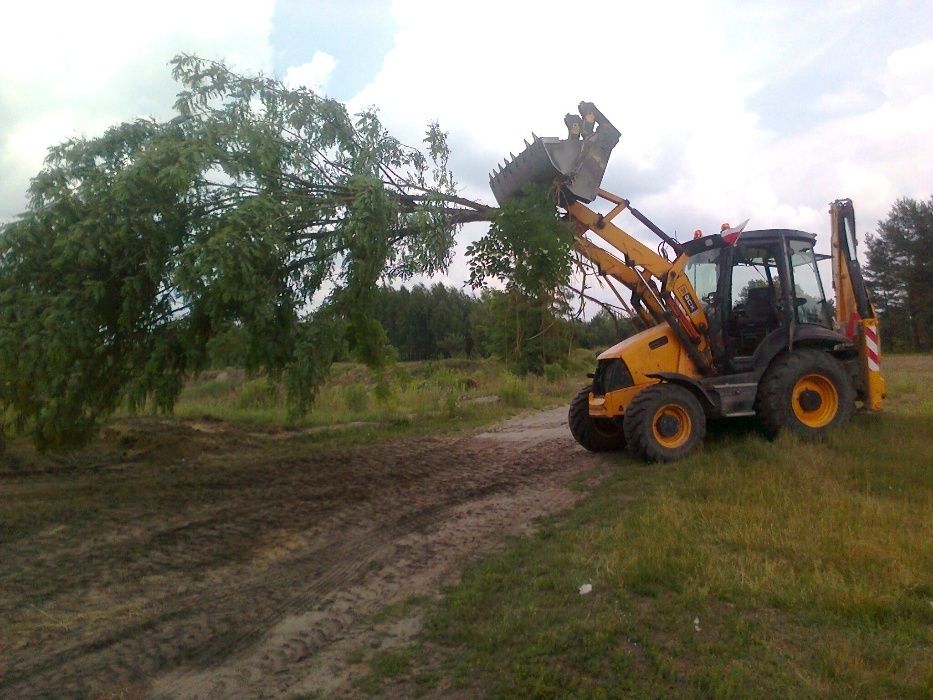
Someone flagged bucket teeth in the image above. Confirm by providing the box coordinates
[489,103,620,207]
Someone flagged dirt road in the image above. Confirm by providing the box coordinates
[1,407,605,698]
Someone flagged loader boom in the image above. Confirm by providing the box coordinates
[489,102,715,375]
[566,192,715,375]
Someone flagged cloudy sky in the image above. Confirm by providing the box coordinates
[2,0,931,291]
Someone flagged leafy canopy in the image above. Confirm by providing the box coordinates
[466,183,578,373]
[466,183,575,299]
[0,55,493,448]
[864,195,932,351]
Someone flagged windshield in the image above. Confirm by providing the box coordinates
[684,249,721,303]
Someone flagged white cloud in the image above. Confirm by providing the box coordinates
[346,0,772,287]
[283,51,338,93]
[349,0,931,292]
[0,0,275,220]
[884,40,933,103]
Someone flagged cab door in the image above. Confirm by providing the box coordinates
[723,240,788,371]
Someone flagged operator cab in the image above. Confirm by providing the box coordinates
[683,230,833,374]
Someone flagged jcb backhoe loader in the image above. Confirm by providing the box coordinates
[489,102,885,461]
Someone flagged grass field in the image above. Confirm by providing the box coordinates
[167,354,591,434]
[362,355,933,698]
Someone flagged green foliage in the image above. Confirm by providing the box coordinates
[235,377,280,410]
[472,289,577,374]
[466,184,579,374]
[497,373,531,407]
[466,182,574,298]
[373,283,481,360]
[0,55,490,448]
[372,283,630,367]
[575,308,633,350]
[341,383,369,414]
[864,196,932,351]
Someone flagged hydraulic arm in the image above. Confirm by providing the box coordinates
[566,191,715,375]
[831,199,885,409]
[489,102,715,375]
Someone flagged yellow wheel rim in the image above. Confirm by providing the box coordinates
[651,404,692,449]
[792,373,838,428]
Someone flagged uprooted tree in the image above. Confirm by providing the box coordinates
[0,55,576,448]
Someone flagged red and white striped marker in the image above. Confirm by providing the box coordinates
[864,325,880,372]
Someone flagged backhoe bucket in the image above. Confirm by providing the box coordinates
[489,102,620,206]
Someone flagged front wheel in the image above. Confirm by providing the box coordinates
[568,386,627,452]
[755,350,855,439]
[623,384,706,462]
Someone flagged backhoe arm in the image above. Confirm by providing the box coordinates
[830,199,885,410]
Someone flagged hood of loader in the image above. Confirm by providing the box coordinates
[489,102,620,206]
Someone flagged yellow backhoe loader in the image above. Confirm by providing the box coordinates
[489,102,885,461]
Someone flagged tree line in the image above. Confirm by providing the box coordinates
[864,196,931,352]
[208,283,633,369]
[374,284,632,363]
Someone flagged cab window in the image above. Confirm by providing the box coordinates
[789,241,832,327]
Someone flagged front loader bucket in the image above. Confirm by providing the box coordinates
[489,101,620,206]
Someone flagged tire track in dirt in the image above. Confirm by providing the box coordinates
[1,407,607,699]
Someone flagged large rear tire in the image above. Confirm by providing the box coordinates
[568,386,627,452]
[623,384,706,462]
[755,350,855,439]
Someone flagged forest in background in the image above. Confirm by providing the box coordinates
[207,283,635,370]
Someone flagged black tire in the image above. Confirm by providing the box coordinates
[623,384,706,462]
[568,386,627,452]
[755,350,855,439]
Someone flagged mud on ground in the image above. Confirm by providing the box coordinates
[0,408,607,699]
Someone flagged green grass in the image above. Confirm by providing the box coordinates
[366,355,933,698]
[164,354,592,432]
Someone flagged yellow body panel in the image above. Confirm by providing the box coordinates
[591,323,702,417]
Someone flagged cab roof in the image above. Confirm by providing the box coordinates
[683,228,816,256]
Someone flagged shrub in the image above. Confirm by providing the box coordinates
[236,377,280,410]
[498,374,530,407]
[543,363,566,383]
[427,367,470,392]
[342,382,369,413]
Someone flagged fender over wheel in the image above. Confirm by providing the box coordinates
[568,386,627,452]
[623,383,706,462]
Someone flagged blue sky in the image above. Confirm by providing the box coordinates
[1,0,931,291]
[270,0,395,100]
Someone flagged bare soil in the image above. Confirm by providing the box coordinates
[0,407,606,699]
